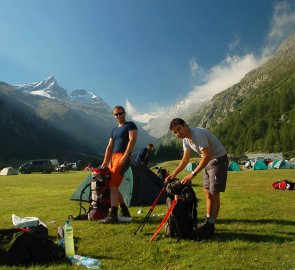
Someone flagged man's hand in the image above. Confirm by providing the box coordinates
[164,174,175,183]
[181,173,195,185]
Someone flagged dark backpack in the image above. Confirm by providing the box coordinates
[272,179,295,190]
[87,168,111,221]
[165,180,198,239]
[0,225,64,266]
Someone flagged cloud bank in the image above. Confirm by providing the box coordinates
[127,0,295,137]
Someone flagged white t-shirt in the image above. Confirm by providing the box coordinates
[183,128,226,159]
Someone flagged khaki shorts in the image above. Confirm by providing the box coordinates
[203,155,229,194]
[108,153,131,188]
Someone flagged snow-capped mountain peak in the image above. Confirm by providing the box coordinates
[13,76,110,110]
[14,75,68,100]
[69,89,107,105]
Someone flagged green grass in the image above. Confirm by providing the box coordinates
[0,164,294,270]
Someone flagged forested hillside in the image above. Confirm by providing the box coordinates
[212,77,295,156]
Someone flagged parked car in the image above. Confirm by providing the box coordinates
[19,159,56,174]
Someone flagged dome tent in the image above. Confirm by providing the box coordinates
[273,160,294,169]
[253,160,268,170]
[227,161,241,171]
[0,167,18,176]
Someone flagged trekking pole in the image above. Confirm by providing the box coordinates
[149,195,178,242]
[133,185,166,235]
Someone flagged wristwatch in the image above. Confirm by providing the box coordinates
[191,171,196,176]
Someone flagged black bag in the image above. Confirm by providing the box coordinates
[165,180,198,239]
[272,179,295,190]
[87,168,111,221]
[0,225,64,266]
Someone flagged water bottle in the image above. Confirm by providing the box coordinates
[64,220,75,257]
[70,255,101,269]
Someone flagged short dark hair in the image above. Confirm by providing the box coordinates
[147,143,154,148]
[113,105,125,112]
[169,118,186,130]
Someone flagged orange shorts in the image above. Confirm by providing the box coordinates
[108,153,130,188]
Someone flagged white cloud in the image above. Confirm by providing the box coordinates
[125,98,157,123]
[188,54,264,101]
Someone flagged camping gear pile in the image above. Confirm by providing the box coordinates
[0,218,64,266]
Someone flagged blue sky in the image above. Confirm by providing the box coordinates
[1,0,295,123]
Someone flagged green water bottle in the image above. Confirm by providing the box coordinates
[64,220,75,257]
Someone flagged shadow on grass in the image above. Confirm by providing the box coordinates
[214,231,294,243]
[219,218,295,226]
[132,217,164,225]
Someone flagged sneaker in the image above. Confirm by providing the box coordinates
[118,216,132,223]
[119,210,132,223]
[98,214,118,224]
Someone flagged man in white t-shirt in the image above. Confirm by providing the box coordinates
[165,118,229,239]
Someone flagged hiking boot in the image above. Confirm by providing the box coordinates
[198,222,215,239]
[197,217,208,230]
[121,210,131,218]
[98,214,118,224]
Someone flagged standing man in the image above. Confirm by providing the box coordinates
[165,118,228,238]
[100,106,138,223]
[135,143,154,167]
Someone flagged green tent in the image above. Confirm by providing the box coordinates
[253,160,268,170]
[227,161,241,171]
[274,160,294,169]
[185,163,197,172]
[70,163,166,207]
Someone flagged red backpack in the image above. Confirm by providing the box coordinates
[87,168,111,221]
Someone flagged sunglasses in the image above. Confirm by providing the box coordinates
[114,112,125,116]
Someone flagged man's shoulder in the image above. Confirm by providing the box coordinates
[126,121,138,130]
[191,127,208,136]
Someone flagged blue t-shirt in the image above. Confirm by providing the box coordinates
[111,121,137,153]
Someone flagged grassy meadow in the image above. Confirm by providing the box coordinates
[0,161,294,270]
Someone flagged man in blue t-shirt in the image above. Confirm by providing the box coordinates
[100,106,138,223]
